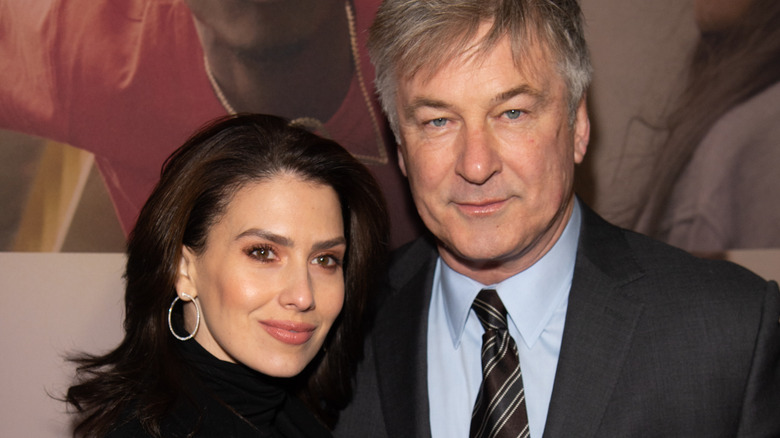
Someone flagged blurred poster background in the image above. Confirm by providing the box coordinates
[2,0,778,257]
[0,0,695,252]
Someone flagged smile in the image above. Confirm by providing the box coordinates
[260,320,316,345]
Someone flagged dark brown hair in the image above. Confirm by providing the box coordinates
[634,0,780,236]
[66,114,389,436]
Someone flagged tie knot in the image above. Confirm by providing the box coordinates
[472,289,508,332]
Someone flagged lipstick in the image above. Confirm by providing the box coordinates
[260,320,315,345]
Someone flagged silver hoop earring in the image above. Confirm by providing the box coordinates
[168,293,200,341]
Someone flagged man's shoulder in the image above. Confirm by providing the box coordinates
[580,204,773,300]
[601,222,773,311]
[387,235,438,286]
[363,235,438,319]
[628,227,766,285]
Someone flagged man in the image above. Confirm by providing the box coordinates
[334,0,780,437]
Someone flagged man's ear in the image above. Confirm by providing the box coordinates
[573,97,590,164]
[175,246,198,299]
[397,146,408,177]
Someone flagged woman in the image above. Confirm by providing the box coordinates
[66,114,389,437]
[633,0,780,252]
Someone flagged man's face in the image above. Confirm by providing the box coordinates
[395,30,589,284]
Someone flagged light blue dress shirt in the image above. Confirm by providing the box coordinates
[427,201,581,438]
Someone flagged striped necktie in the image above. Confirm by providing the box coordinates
[470,289,530,438]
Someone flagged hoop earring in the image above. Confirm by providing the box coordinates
[168,293,200,341]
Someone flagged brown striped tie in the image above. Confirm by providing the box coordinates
[470,289,530,438]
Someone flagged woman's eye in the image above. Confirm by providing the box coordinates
[426,118,448,128]
[504,109,524,120]
[248,245,276,261]
[312,254,341,269]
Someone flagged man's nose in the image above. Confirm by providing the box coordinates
[455,124,501,185]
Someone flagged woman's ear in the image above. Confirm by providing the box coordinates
[175,246,198,299]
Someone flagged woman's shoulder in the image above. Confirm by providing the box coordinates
[103,392,259,438]
[275,394,333,438]
[104,417,151,438]
[699,80,780,160]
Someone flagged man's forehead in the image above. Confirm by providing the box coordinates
[401,35,555,90]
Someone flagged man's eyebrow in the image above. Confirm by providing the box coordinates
[492,85,546,105]
[402,98,451,121]
[402,85,548,121]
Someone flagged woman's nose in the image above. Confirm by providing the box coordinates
[279,266,315,311]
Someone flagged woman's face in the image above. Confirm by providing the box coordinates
[177,173,346,377]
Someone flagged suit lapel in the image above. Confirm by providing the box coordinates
[373,238,437,438]
[543,205,646,438]
[371,207,643,438]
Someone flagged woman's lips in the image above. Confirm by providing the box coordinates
[260,320,316,345]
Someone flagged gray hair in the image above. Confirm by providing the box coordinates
[368,0,592,136]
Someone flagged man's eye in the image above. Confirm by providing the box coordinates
[427,118,447,127]
[504,109,524,119]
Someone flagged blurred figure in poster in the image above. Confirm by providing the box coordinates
[632,0,780,252]
[0,0,421,248]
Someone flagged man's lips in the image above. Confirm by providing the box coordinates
[454,198,509,215]
[260,320,316,345]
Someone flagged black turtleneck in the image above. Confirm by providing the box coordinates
[107,339,332,438]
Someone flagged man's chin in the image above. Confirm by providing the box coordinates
[438,238,514,268]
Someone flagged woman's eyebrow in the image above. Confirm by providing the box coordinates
[312,237,347,252]
[236,228,294,247]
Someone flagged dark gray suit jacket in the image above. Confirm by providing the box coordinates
[335,204,780,437]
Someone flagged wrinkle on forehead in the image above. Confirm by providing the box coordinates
[408,31,554,98]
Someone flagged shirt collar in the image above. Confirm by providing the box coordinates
[440,200,582,349]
